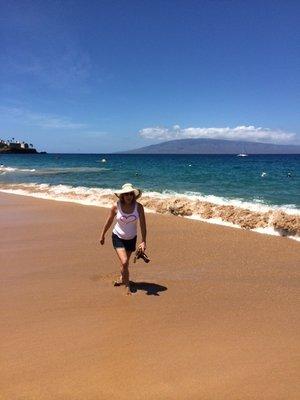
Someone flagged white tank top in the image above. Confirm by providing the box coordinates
[113,201,139,240]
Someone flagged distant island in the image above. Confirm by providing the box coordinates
[120,138,300,154]
[0,139,46,154]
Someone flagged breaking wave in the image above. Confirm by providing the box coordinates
[0,182,299,241]
[0,166,109,175]
[0,166,36,174]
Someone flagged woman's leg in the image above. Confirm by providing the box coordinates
[114,248,131,294]
[125,251,133,293]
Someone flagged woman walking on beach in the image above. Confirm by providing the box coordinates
[100,183,147,295]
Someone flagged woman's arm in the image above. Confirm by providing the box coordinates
[138,203,147,251]
[99,205,117,245]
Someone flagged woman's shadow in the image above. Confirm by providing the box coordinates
[130,281,167,296]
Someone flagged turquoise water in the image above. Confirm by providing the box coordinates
[0,153,299,210]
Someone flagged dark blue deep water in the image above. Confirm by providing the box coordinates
[0,153,299,210]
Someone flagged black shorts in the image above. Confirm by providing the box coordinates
[112,233,137,252]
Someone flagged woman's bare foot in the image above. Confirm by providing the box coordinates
[125,284,132,295]
[113,279,124,287]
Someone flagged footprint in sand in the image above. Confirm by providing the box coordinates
[90,272,117,281]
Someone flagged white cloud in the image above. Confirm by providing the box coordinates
[139,125,296,144]
[0,106,86,129]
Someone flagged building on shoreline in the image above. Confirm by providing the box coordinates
[0,139,40,154]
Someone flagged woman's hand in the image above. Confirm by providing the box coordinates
[139,241,146,252]
[100,235,105,245]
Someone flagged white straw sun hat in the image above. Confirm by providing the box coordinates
[114,183,142,199]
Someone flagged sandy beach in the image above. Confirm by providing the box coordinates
[1,192,299,400]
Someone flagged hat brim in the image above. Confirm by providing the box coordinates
[114,188,142,199]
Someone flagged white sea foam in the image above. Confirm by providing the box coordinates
[0,166,110,176]
[186,214,300,241]
[32,166,110,174]
[0,166,36,173]
[0,183,114,207]
[0,182,299,241]
[155,189,300,216]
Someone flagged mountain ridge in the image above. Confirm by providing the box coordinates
[119,138,300,154]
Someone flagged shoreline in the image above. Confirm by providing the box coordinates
[1,183,300,241]
[2,191,300,399]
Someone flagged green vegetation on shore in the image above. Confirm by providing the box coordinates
[0,139,45,154]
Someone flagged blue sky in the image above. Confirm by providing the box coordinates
[0,0,299,152]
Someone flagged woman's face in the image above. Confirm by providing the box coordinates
[123,191,135,204]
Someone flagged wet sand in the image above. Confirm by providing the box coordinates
[1,192,300,399]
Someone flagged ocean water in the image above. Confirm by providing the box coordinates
[1,153,299,238]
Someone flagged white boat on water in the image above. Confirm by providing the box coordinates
[237,153,248,157]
